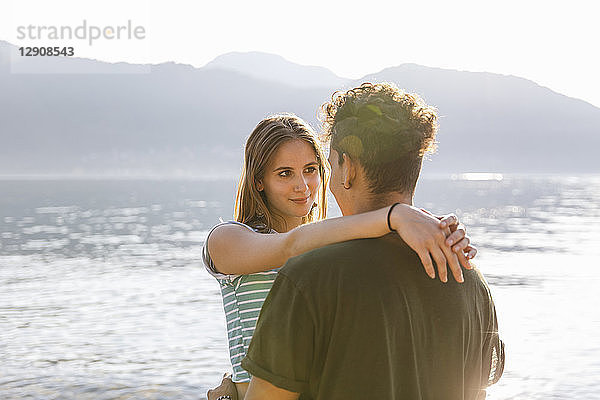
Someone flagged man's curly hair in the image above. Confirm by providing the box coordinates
[321,82,439,195]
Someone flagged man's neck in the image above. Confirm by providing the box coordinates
[352,192,413,215]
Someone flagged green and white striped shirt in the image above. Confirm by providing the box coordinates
[202,221,280,383]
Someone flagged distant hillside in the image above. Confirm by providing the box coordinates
[0,40,598,176]
[0,41,331,176]
[362,64,600,172]
[204,52,350,89]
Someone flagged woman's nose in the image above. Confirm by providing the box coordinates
[294,175,308,191]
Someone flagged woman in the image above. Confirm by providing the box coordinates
[203,114,475,400]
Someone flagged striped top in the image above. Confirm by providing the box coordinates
[202,221,280,383]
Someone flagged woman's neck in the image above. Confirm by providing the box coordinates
[272,215,303,233]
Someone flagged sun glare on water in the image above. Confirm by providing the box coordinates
[452,173,504,181]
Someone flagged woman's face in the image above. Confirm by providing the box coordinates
[258,139,321,232]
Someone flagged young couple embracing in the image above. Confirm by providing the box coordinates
[203,82,504,400]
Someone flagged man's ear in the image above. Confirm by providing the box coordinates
[341,152,356,189]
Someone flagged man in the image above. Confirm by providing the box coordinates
[240,83,504,399]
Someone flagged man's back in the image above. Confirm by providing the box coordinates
[242,235,503,400]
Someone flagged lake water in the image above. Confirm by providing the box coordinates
[1,175,599,399]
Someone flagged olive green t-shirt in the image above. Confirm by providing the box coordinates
[242,235,503,400]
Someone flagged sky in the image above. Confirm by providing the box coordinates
[2,0,599,108]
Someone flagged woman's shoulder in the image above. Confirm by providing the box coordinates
[202,218,278,278]
[210,220,256,234]
[202,221,247,276]
[213,219,264,239]
[209,219,276,238]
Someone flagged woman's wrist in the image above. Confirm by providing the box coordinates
[387,202,405,232]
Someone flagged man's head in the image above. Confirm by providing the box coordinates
[321,82,439,215]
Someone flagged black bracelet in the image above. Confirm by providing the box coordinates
[387,202,401,232]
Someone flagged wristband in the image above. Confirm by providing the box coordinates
[387,202,401,232]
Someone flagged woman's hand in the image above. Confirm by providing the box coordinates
[438,214,477,262]
[390,205,474,283]
[422,210,478,270]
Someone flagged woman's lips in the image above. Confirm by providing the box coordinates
[290,196,309,204]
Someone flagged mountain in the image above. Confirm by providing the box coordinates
[0,41,330,177]
[0,40,598,176]
[361,64,600,172]
[204,52,350,89]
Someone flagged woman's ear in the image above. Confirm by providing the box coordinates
[256,180,264,191]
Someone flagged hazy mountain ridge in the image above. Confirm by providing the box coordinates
[1,40,598,175]
[361,64,600,171]
[204,51,350,89]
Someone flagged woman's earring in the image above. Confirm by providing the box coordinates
[342,182,351,190]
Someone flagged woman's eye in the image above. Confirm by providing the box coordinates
[305,166,318,174]
[279,170,292,177]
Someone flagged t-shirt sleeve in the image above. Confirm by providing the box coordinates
[485,301,505,386]
[479,270,505,387]
[241,271,315,394]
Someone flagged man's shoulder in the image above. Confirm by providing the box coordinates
[278,239,363,280]
[284,237,374,267]
[280,235,415,280]
[463,267,495,301]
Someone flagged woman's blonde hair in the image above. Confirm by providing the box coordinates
[234,114,329,232]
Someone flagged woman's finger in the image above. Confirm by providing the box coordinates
[439,241,464,283]
[466,246,478,259]
[439,214,458,229]
[451,222,465,233]
[457,249,473,270]
[417,250,436,279]
[451,238,470,253]
[446,228,467,247]
[430,247,448,283]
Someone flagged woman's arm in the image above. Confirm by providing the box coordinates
[208,204,472,282]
